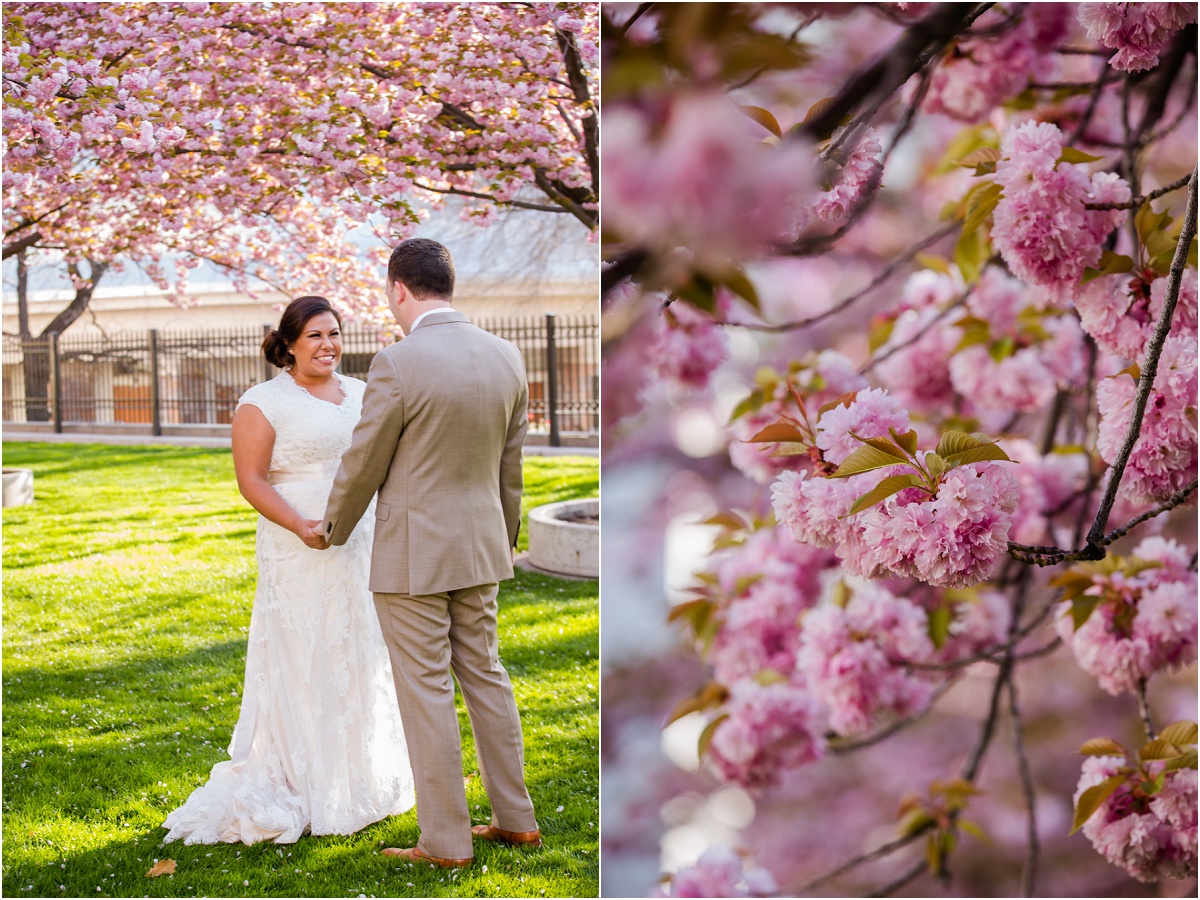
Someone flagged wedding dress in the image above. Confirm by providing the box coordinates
[162,371,415,844]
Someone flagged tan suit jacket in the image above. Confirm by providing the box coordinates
[323,312,527,595]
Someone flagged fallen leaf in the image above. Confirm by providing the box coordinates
[145,859,176,878]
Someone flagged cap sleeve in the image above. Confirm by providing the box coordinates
[235,379,281,430]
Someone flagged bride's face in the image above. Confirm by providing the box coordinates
[289,312,342,378]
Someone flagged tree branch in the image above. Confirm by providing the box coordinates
[721,222,958,332]
[1008,679,1039,898]
[1008,477,1198,566]
[1136,677,1156,740]
[1084,172,1192,210]
[1085,165,1197,548]
[860,288,971,374]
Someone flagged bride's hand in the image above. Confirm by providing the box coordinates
[294,518,329,550]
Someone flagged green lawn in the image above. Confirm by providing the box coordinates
[2,442,598,899]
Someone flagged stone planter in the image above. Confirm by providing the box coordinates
[527,498,598,578]
[2,468,34,507]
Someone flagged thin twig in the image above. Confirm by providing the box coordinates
[1136,678,1156,740]
[798,829,929,894]
[720,221,957,332]
[1085,172,1192,210]
[861,289,971,374]
[1007,477,1198,565]
[1068,68,1109,146]
[867,860,927,898]
[1008,678,1039,897]
[830,679,959,753]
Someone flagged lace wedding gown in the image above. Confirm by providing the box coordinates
[162,371,415,844]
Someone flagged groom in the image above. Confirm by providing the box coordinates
[318,238,540,867]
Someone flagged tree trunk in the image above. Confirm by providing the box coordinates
[14,250,51,422]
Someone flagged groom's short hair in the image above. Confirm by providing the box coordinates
[389,238,455,300]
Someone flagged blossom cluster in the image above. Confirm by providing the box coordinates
[1055,537,1198,696]
[657,845,777,898]
[991,121,1130,298]
[1078,2,1198,72]
[1075,757,1197,882]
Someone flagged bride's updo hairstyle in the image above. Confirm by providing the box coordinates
[261,295,342,369]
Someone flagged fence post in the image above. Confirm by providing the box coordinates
[149,329,162,436]
[48,331,62,433]
[545,312,560,448]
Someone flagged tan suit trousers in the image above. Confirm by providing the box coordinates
[373,584,538,860]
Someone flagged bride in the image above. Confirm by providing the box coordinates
[162,295,415,844]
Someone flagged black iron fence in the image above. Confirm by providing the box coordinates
[2,313,598,444]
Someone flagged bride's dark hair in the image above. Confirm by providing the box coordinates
[262,296,342,369]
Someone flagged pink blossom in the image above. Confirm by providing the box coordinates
[1055,536,1198,695]
[814,127,882,222]
[815,387,911,466]
[706,680,826,790]
[1096,334,1198,503]
[991,121,1130,297]
[859,462,1021,589]
[771,469,887,578]
[652,302,730,391]
[659,845,777,898]
[1075,757,1198,882]
[796,580,935,736]
[602,92,815,259]
[924,6,1066,122]
[1078,2,1198,72]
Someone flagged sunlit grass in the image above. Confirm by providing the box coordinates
[2,442,598,898]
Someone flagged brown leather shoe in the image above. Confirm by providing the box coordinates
[471,824,542,848]
[381,846,472,868]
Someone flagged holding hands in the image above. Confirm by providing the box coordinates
[294,518,329,550]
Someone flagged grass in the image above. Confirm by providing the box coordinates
[1,442,598,899]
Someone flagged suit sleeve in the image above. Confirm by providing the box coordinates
[323,351,406,546]
[500,359,528,548]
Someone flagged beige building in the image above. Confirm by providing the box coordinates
[3,274,596,337]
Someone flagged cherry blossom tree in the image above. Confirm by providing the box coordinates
[600,3,1196,897]
[3,0,598,335]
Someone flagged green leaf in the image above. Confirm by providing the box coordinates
[697,713,729,757]
[1135,201,1173,247]
[954,226,990,284]
[1070,595,1101,631]
[962,182,1004,235]
[830,443,912,478]
[1164,748,1199,772]
[1140,738,1183,761]
[935,430,987,458]
[721,267,761,311]
[737,104,783,139]
[746,422,809,444]
[801,97,837,127]
[817,391,860,417]
[1115,362,1142,382]
[955,315,992,351]
[1070,774,1128,834]
[1058,147,1104,165]
[830,579,852,608]
[957,147,1002,168]
[943,443,1015,469]
[899,808,935,838]
[958,820,991,844]
[925,451,946,482]
[1081,250,1135,283]
[1157,721,1198,747]
[851,434,909,457]
[754,669,787,686]
[702,510,752,530]
[1079,737,1127,757]
[844,473,926,517]
[665,681,729,725]
[915,252,952,274]
[890,428,919,456]
[988,336,1015,362]
[936,124,998,175]
[868,316,896,353]
[928,603,952,650]
[728,387,766,423]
